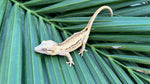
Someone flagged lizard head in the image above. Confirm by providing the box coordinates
[34,40,58,55]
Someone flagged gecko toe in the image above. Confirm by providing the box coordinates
[66,61,74,67]
[79,49,88,57]
[85,49,88,52]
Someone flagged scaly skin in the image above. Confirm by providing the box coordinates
[34,6,113,67]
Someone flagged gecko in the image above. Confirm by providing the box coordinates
[34,6,113,67]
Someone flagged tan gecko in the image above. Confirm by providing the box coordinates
[34,6,113,67]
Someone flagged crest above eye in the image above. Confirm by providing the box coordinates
[42,48,47,51]
[41,41,46,43]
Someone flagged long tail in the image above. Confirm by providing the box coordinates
[86,6,113,31]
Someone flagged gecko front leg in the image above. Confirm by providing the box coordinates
[64,52,75,67]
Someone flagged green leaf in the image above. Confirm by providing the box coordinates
[90,35,150,42]
[50,17,150,23]
[92,47,122,83]
[0,4,23,84]
[134,72,150,82]
[107,55,150,65]
[128,69,145,84]
[61,17,150,32]
[129,66,150,74]
[23,0,63,6]
[115,4,150,16]
[55,0,149,18]
[36,0,89,13]
[24,12,45,84]
[92,43,150,52]
[0,1,12,59]
[109,58,134,84]
[0,0,8,26]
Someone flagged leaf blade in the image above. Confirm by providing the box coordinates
[0,4,23,84]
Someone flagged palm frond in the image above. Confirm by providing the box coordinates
[0,0,150,84]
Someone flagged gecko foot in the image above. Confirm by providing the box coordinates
[66,61,74,67]
[78,49,88,57]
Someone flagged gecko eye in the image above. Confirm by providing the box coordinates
[42,48,47,51]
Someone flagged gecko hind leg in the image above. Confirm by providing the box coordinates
[79,43,88,57]
[79,35,88,57]
[65,53,74,67]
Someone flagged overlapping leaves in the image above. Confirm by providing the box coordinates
[0,0,150,84]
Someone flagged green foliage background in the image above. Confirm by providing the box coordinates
[0,0,150,84]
